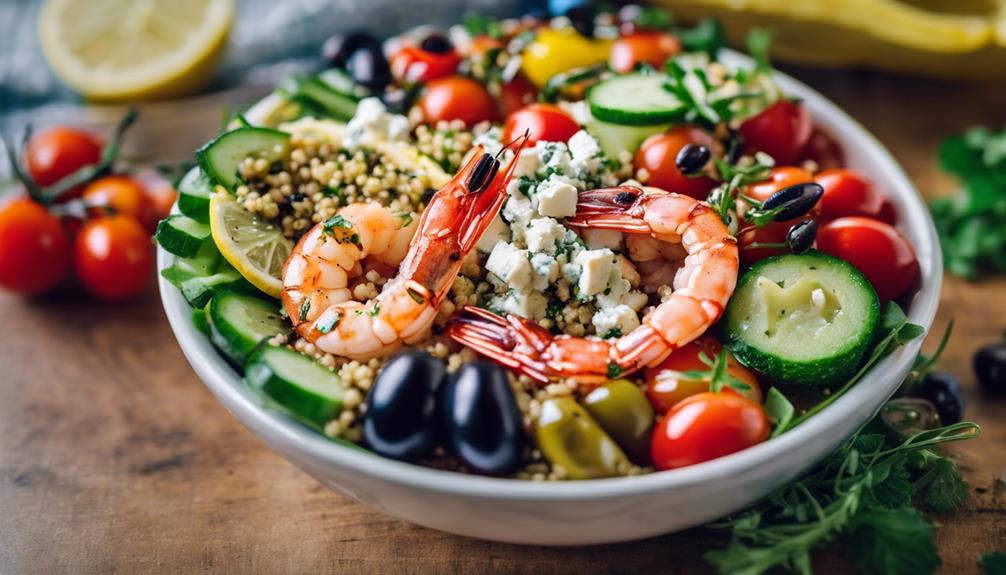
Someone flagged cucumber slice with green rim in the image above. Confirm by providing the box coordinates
[155,215,212,257]
[245,344,344,428]
[588,73,686,126]
[207,290,291,365]
[723,251,880,386]
[160,242,221,287]
[196,127,290,191]
[177,167,213,222]
[192,306,211,336]
[317,68,370,99]
[585,118,671,158]
[179,269,257,309]
[296,77,359,121]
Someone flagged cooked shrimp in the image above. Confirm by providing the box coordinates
[447,186,739,384]
[282,138,528,360]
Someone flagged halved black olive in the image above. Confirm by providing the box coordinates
[442,362,524,476]
[420,33,453,54]
[321,31,391,93]
[565,5,595,38]
[675,143,711,175]
[974,343,1006,395]
[785,220,817,254]
[363,351,446,461]
[763,182,823,221]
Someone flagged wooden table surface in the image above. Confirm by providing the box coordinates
[3,67,1006,574]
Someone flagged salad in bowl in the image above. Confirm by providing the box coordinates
[157,6,932,506]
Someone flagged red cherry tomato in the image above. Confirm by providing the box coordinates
[651,392,769,470]
[131,169,179,232]
[738,167,818,263]
[0,197,71,295]
[816,217,918,301]
[609,32,681,73]
[74,215,151,301]
[634,126,717,200]
[418,76,497,126]
[739,100,812,166]
[816,168,889,222]
[389,45,461,83]
[498,74,538,118]
[877,199,898,225]
[800,127,844,170]
[503,103,580,146]
[645,337,761,413]
[25,126,102,201]
[83,176,148,221]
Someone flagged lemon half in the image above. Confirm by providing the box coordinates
[39,0,234,102]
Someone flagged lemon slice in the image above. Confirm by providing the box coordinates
[38,0,234,102]
[209,190,292,299]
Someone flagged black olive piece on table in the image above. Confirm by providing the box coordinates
[763,182,823,222]
[420,33,453,54]
[916,371,965,425]
[363,351,447,462]
[321,31,391,93]
[974,342,1006,395]
[674,143,711,175]
[785,220,817,254]
[441,362,525,476]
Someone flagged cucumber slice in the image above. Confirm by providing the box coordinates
[160,242,221,288]
[245,344,344,428]
[207,290,291,364]
[180,269,257,309]
[155,215,212,257]
[296,77,359,121]
[317,68,370,99]
[177,167,213,222]
[588,73,686,126]
[192,306,211,336]
[585,118,670,158]
[196,127,290,191]
[723,251,880,386]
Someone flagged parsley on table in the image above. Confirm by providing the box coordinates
[930,125,1006,278]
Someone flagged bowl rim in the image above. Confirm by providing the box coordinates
[158,49,943,502]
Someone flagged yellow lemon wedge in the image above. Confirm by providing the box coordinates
[38,0,234,102]
[209,190,292,299]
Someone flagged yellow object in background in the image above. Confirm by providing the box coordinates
[38,0,235,103]
[521,28,613,88]
[653,0,1006,79]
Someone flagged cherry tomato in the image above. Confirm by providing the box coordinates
[634,126,717,200]
[74,215,151,301]
[131,169,179,232]
[498,74,538,118]
[83,176,148,221]
[645,337,761,413]
[815,168,890,223]
[800,127,844,170]
[503,103,580,146]
[389,45,461,83]
[25,126,102,200]
[877,199,897,225]
[418,76,497,126]
[739,100,812,166]
[609,32,681,74]
[651,392,769,471]
[738,167,819,263]
[0,197,71,295]
[816,217,918,301]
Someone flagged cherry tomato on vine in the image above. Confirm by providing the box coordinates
[82,176,148,221]
[651,391,769,471]
[609,32,681,73]
[644,337,761,413]
[816,217,918,301]
[0,197,71,295]
[815,168,892,223]
[738,167,819,263]
[634,126,717,200]
[74,215,151,301]
[418,76,497,126]
[503,103,580,146]
[389,44,461,83]
[25,126,102,200]
[800,127,844,171]
[739,100,812,166]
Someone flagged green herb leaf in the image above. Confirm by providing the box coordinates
[920,457,967,513]
[677,18,724,57]
[764,387,795,438]
[980,552,1006,575]
[848,507,940,575]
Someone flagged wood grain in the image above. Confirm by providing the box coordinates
[2,66,1005,574]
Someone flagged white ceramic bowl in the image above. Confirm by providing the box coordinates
[158,50,942,545]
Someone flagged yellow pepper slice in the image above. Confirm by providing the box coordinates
[521,28,613,88]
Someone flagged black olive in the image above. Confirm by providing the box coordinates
[763,182,823,221]
[381,84,421,115]
[974,342,1006,395]
[420,33,453,54]
[916,371,965,424]
[675,143,711,175]
[321,31,390,93]
[442,362,525,475]
[363,351,446,461]
[785,220,817,254]
[565,5,595,38]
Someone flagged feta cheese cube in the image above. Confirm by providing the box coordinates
[535,176,579,218]
[568,130,601,163]
[622,290,650,312]
[494,290,548,320]
[502,195,535,242]
[485,242,532,290]
[525,217,567,255]
[512,150,540,178]
[474,127,504,157]
[476,215,511,254]
[537,142,572,173]
[574,249,616,297]
[529,253,559,291]
[592,304,641,338]
[581,228,623,251]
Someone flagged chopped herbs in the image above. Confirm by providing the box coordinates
[322,214,362,247]
[406,287,426,305]
[299,299,311,322]
[315,312,341,334]
[606,363,623,379]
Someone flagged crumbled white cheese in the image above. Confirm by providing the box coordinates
[344,97,409,148]
[592,304,641,338]
[476,216,511,254]
[474,126,504,157]
[494,290,548,319]
[525,217,567,255]
[486,242,531,290]
[529,253,559,291]
[581,228,623,251]
[568,130,601,163]
[502,194,535,242]
[512,150,540,179]
[575,249,616,297]
[622,290,650,312]
[535,175,579,218]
